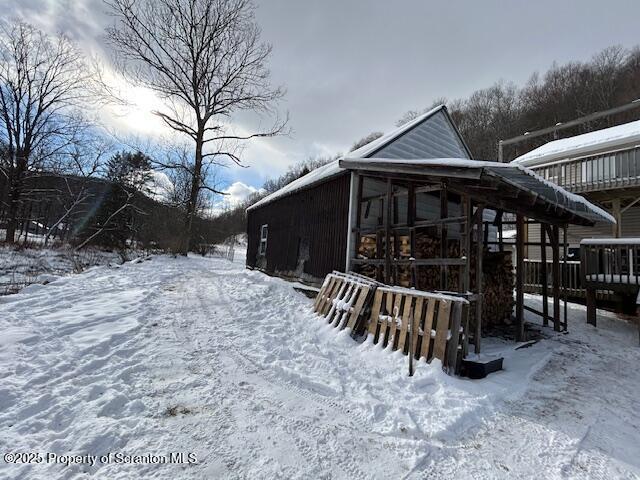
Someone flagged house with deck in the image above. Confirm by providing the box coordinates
[511,120,640,310]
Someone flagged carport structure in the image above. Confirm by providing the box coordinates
[340,158,615,353]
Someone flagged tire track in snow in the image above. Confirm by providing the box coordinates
[179,265,391,479]
[193,267,374,427]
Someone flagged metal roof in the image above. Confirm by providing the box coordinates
[339,158,614,226]
[512,119,640,167]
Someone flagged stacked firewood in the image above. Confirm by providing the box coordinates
[355,232,514,328]
[415,234,514,329]
[478,251,515,327]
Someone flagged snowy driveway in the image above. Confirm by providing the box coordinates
[0,255,639,479]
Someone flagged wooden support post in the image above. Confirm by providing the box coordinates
[475,205,484,354]
[408,182,416,288]
[586,287,597,327]
[463,196,471,294]
[463,196,472,357]
[351,173,363,273]
[550,224,561,332]
[496,210,504,252]
[524,218,529,258]
[375,228,383,282]
[540,223,548,327]
[440,182,448,290]
[563,224,568,331]
[516,215,525,342]
[483,220,489,247]
[385,178,392,284]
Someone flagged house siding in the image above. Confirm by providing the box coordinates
[372,110,470,160]
[526,205,640,260]
[246,173,351,284]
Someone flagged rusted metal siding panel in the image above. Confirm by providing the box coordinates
[246,173,350,283]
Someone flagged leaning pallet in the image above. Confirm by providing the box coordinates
[365,287,467,374]
[313,272,377,331]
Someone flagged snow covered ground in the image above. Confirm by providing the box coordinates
[0,253,639,479]
[0,246,128,295]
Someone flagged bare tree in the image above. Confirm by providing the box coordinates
[396,97,448,127]
[0,21,91,244]
[350,131,383,152]
[105,0,286,254]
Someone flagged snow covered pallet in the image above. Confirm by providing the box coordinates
[366,287,467,375]
[313,273,467,375]
[313,272,379,331]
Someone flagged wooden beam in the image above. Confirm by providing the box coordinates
[523,304,555,323]
[414,216,467,228]
[385,178,392,284]
[586,287,597,327]
[495,210,504,252]
[563,224,569,331]
[516,215,525,342]
[351,258,466,266]
[475,205,485,354]
[540,223,548,327]
[408,182,416,287]
[549,224,561,332]
[339,160,483,180]
[352,173,363,272]
[463,197,472,294]
[415,184,442,194]
[462,195,472,357]
[440,182,448,290]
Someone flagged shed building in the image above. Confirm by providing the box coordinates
[246,106,613,351]
[246,105,472,283]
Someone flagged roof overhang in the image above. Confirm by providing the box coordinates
[339,158,615,227]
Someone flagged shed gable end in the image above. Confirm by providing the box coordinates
[371,110,470,159]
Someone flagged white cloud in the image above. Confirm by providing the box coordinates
[145,170,174,202]
[222,181,260,207]
[206,181,263,217]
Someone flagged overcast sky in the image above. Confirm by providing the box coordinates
[4,0,640,205]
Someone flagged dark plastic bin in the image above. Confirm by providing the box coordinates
[461,357,504,379]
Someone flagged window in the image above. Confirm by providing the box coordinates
[259,224,268,255]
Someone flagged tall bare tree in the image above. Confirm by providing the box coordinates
[105,0,285,254]
[0,21,90,244]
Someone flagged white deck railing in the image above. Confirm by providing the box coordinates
[531,147,640,194]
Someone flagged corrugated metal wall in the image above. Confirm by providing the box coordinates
[246,173,351,283]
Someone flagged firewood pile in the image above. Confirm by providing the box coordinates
[355,232,515,329]
[414,235,514,329]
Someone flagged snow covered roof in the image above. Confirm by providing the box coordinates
[247,161,343,211]
[248,105,470,211]
[339,157,615,226]
[512,119,640,167]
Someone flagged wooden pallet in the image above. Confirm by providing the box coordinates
[313,272,376,331]
[366,287,466,374]
[313,273,467,375]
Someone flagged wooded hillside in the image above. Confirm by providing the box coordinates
[407,46,640,161]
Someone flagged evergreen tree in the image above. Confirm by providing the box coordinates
[76,151,151,249]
